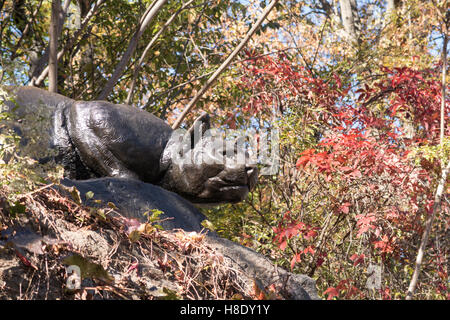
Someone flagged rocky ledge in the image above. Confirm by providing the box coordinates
[0,178,318,300]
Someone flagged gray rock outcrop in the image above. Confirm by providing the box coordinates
[60,178,319,300]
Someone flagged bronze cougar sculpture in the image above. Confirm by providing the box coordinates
[0,86,258,204]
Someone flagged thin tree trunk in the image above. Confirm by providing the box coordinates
[48,0,61,93]
[316,0,348,45]
[31,0,105,87]
[30,0,70,86]
[405,30,448,300]
[171,0,280,129]
[349,0,361,37]
[386,0,398,16]
[405,161,450,299]
[126,0,194,105]
[339,0,358,43]
[97,0,168,100]
[440,34,447,144]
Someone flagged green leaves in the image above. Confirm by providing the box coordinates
[62,253,114,285]
[159,287,180,300]
[8,201,26,217]
[201,219,216,231]
[144,208,164,224]
[85,191,94,200]
[68,186,82,205]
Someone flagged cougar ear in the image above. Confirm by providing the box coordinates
[186,112,210,148]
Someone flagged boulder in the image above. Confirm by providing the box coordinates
[61,177,207,232]
[60,178,319,300]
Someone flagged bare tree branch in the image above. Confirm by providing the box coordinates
[171,0,280,129]
[97,0,168,100]
[126,0,194,105]
[143,46,305,110]
[160,1,208,119]
[9,0,44,61]
[405,160,450,299]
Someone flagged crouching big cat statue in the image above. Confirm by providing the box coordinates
[0,86,259,204]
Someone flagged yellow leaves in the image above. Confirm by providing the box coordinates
[175,230,205,244]
[46,164,65,183]
[126,209,165,242]
[66,186,82,205]
[201,219,216,231]
[128,222,158,242]
[187,8,196,25]
[408,137,450,170]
